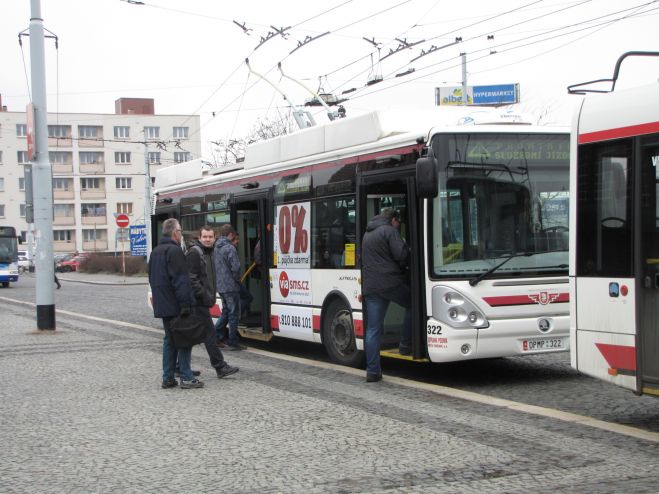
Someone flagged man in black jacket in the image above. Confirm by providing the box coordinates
[186,225,239,379]
[148,218,203,389]
[361,208,412,382]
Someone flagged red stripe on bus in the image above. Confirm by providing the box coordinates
[209,304,221,318]
[312,315,321,333]
[595,343,636,372]
[579,121,659,144]
[354,319,364,338]
[161,144,423,199]
[270,315,279,331]
[483,292,569,307]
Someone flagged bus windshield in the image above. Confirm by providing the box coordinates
[0,227,19,264]
[430,133,570,279]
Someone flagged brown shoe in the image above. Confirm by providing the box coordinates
[216,341,227,348]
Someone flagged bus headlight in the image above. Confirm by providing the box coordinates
[432,286,489,329]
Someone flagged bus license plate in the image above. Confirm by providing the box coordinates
[523,338,564,351]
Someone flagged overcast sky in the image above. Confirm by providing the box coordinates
[3,0,659,158]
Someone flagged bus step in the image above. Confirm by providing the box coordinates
[380,348,430,362]
[238,327,273,342]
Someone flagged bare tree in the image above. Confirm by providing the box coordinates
[209,110,295,168]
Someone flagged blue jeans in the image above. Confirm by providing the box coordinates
[364,288,412,376]
[162,317,193,382]
[214,292,240,347]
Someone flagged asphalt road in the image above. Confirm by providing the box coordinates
[6,273,659,434]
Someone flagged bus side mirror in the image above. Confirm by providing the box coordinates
[416,156,438,198]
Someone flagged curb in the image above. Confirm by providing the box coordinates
[26,272,149,287]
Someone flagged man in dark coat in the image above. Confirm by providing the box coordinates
[186,225,239,379]
[148,218,203,389]
[361,208,412,382]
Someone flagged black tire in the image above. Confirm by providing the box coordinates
[322,299,364,367]
[63,266,72,273]
[1,282,8,288]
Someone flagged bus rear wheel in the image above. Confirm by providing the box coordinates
[322,300,363,367]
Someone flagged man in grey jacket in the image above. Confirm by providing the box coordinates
[361,208,412,382]
[213,224,244,350]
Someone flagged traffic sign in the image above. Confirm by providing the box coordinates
[116,214,130,228]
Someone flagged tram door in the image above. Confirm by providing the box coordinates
[358,171,424,359]
[639,138,659,387]
[232,195,270,334]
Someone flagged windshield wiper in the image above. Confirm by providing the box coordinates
[469,252,534,287]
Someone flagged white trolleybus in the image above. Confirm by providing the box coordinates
[0,226,20,287]
[152,108,570,366]
[569,51,659,396]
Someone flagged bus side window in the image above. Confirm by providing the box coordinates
[311,197,356,268]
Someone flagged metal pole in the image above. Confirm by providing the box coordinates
[461,53,468,106]
[143,139,152,261]
[29,0,56,329]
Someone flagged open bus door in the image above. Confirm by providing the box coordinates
[358,170,427,361]
[639,138,659,394]
[231,192,272,341]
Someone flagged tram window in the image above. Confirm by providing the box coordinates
[311,197,356,268]
[577,141,633,277]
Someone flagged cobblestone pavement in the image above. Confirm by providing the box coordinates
[1,299,658,493]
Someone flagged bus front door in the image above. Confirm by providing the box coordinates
[358,173,425,361]
[639,139,659,393]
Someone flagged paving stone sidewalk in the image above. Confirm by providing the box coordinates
[1,300,657,493]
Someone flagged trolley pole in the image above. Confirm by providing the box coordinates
[29,0,56,330]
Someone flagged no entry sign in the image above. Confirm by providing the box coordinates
[116,213,130,228]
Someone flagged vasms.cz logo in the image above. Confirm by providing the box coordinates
[279,271,289,298]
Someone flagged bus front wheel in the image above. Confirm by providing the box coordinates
[322,300,364,367]
[1,282,8,288]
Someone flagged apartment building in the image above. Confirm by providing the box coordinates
[0,97,200,253]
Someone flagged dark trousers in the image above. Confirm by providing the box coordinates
[195,306,227,370]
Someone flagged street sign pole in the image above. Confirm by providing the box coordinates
[116,214,130,277]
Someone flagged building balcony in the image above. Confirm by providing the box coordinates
[80,189,106,200]
[48,137,72,147]
[81,215,106,225]
[52,163,73,174]
[78,138,103,148]
[79,163,105,174]
[53,216,75,226]
[82,240,108,251]
[53,189,74,200]
[54,240,76,252]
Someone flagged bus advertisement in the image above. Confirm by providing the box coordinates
[151,108,570,367]
[0,226,19,287]
[569,51,659,396]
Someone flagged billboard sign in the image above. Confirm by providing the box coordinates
[129,224,148,256]
[436,84,519,106]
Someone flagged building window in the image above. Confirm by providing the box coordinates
[173,127,189,139]
[81,177,102,190]
[17,151,29,164]
[148,152,161,164]
[0,205,4,217]
[52,178,69,191]
[20,231,27,243]
[20,204,26,217]
[81,203,106,217]
[50,151,71,164]
[116,177,132,189]
[115,152,131,164]
[19,177,25,190]
[174,152,191,163]
[83,229,105,241]
[16,124,27,137]
[48,125,71,138]
[117,202,133,215]
[54,204,74,217]
[53,230,72,241]
[114,126,130,139]
[78,125,101,138]
[0,178,4,191]
[145,126,160,139]
[79,152,103,164]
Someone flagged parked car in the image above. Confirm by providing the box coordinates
[17,255,34,273]
[56,254,89,272]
